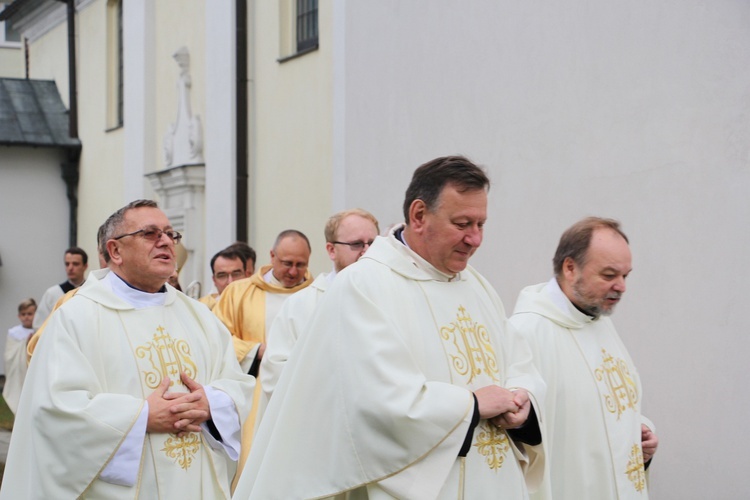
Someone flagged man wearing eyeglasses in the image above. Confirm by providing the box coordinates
[260,208,380,404]
[234,157,545,499]
[199,247,249,311]
[1,200,253,499]
[214,229,312,486]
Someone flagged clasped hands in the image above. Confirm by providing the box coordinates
[146,372,211,436]
[474,386,531,429]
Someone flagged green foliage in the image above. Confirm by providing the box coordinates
[0,396,14,431]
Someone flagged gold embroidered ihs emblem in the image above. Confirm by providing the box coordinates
[594,348,638,419]
[440,305,499,384]
[161,433,201,470]
[136,326,198,389]
[625,444,646,492]
[473,421,510,470]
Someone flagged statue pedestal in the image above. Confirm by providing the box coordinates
[146,164,205,292]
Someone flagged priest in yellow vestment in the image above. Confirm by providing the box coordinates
[214,229,312,484]
[0,200,253,499]
[233,156,545,499]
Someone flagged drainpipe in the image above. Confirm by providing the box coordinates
[58,0,80,246]
[235,0,248,242]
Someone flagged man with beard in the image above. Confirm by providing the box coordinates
[509,217,658,500]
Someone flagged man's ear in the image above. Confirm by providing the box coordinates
[107,240,122,265]
[325,242,336,261]
[408,199,428,231]
[562,257,577,281]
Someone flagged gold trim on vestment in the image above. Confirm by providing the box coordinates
[625,443,646,492]
[594,348,638,420]
[440,305,499,384]
[161,433,201,470]
[473,421,510,471]
[137,325,198,388]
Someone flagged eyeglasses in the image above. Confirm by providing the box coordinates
[214,270,245,281]
[331,240,375,251]
[113,226,183,244]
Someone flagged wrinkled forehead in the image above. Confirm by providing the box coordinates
[123,207,172,230]
[584,229,632,271]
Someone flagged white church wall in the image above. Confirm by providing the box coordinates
[249,0,334,275]
[0,47,23,78]
[339,1,750,498]
[0,148,70,374]
[75,0,125,257]
[203,1,237,287]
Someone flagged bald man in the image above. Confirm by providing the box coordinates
[214,229,312,486]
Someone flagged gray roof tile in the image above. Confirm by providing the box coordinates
[0,78,81,148]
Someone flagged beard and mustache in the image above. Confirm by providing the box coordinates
[572,276,622,319]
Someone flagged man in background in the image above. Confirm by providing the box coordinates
[199,248,248,311]
[33,247,88,328]
[215,229,312,486]
[260,208,379,401]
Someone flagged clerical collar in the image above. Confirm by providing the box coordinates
[394,226,410,248]
[263,268,282,286]
[393,225,458,282]
[104,271,168,309]
[264,268,305,288]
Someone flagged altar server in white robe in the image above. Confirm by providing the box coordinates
[234,156,545,500]
[509,217,658,500]
[2,298,36,414]
[0,200,254,500]
[260,208,379,402]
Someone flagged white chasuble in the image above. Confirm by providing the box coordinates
[3,324,34,414]
[233,228,544,500]
[510,279,651,500]
[0,269,253,500]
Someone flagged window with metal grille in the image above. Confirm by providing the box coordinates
[296,0,318,53]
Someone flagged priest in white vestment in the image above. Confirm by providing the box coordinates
[0,200,253,499]
[260,208,379,403]
[234,156,545,500]
[509,217,659,500]
[2,298,36,414]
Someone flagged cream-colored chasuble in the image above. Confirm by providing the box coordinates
[2,324,34,414]
[233,229,544,500]
[0,270,253,499]
[32,282,66,329]
[214,264,312,488]
[260,271,330,402]
[510,279,653,500]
